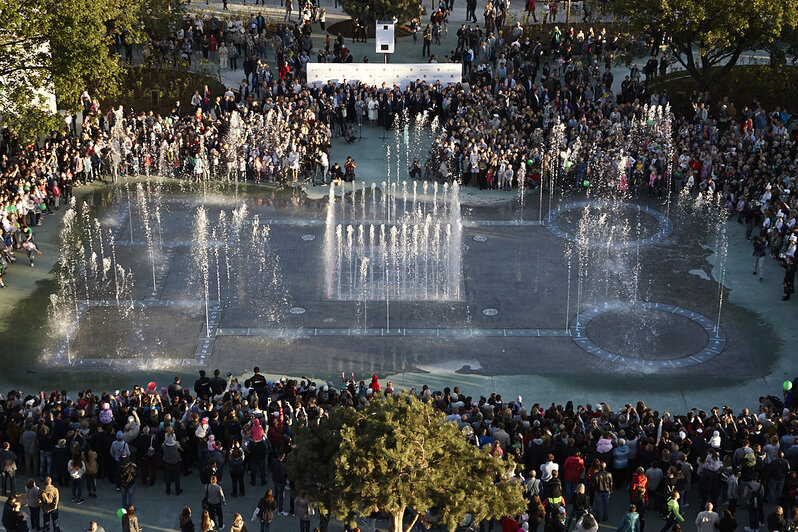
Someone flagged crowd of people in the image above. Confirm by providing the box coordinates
[2,372,798,532]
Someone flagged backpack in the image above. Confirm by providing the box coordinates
[743,448,756,468]
[545,500,565,530]
[749,485,763,508]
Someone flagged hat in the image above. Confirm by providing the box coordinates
[201,417,209,425]
[618,438,626,446]
[164,433,177,446]
[116,431,123,440]
[790,235,797,242]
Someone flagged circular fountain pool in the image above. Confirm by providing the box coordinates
[569,301,726,368]
[545,200,673,248]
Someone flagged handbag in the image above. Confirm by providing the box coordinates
[146,436,156,457]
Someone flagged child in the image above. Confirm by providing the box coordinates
[23,238,42,267]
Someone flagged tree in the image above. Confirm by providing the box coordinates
[0,0,183,141]
[338,0,417,27]
[609,0,798,88]
[287,407,360,532]
[290,394,526,532]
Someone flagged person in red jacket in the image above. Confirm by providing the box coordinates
[628,467,648,503]
[563,451,585,502]
[369,375,381,393]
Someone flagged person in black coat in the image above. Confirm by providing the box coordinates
[782,257,795,300]
[2,495,28,532]
[194,371,212,400]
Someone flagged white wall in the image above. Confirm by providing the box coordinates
[306,62,462,90]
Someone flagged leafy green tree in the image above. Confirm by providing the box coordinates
[0,0,183,141]
[609,0,798,88]
[338,0,417,27]
[288,407,360,532]
[290,394,526,532]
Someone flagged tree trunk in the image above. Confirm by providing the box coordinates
[319,513,330,532]
[392,509,405,532]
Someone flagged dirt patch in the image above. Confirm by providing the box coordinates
[99,67,226,115]
[327,20,412,39]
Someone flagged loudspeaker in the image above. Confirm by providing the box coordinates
[375,20,395,54]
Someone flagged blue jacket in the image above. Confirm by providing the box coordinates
[617,512,640,532]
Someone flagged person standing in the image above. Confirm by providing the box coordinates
[718,510,736,532]
[753,236,767,280]
[257,490,277,532]
[294,496,312,532]
[39,477,61,532]
[563,452,585,502]
[743,474,764,532]
[696,503,720,532]
[618,505,640,532]
[162,431,184,496]
[566,484,590,531]
[119,453,138,508]
[83,444,98,498]
[422,26,432,57]
[783,258,795,300]
[67,452,86,504]
[180,507,195,532]
[2,494,28,532]
[0,442,17,496]
[121,506,141,532]
[219,42,229,71]
[766,507,786,532]
[229,446,245,497]
[660,492,684,532]
[592,462,613,522]
[631,486,648,532]
[271,455,288,516]
[204,475,226,529]
[26,479,41,532]
[231,513,248,532]
[314,150,329,186]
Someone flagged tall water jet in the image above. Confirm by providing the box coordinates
[193,207,211,337]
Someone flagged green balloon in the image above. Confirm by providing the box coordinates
[583,180,590,187]
[118,509,127,519]
[784,380,793,391]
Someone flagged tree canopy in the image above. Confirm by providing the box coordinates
[288,394,526,532]
[0,0,183,141]
[609,0,798,88]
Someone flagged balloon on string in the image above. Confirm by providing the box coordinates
[784,380,793,391]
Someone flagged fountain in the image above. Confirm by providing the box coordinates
[322,180,463,301]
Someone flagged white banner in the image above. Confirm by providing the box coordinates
[306,62,462,90]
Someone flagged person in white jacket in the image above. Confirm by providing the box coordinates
[68,454,87,504]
